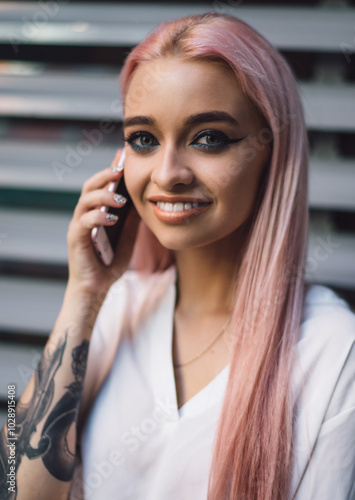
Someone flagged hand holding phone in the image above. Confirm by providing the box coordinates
[91,151,133,266]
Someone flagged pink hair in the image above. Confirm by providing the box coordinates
[119,12,308,500]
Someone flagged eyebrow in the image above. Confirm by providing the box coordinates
[185,111,239,127]
[122,115,154,128]
[122,111,239,129]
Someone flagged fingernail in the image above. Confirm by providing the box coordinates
[113,194,127,205]
[112,162,124,173]
[106,213,119,222]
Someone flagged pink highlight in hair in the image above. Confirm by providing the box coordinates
[120,12,308,500]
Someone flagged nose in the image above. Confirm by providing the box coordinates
[150,146,195,191]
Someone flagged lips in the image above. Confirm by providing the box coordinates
[148,196,212,224]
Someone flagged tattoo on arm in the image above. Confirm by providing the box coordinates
[0,332,89,499]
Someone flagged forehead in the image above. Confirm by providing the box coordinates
[123,57,256,121]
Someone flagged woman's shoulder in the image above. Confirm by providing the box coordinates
[291,285,355,498]
[301,283,355,345]
[119,264,176,300]
[294,283,354,412]
[91,264,176,346]
[294,283,355,422]
[103,264,176,321]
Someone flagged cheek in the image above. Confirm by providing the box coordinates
[219,151,268,215]
[124,166,146,206]
[124,165,156,226]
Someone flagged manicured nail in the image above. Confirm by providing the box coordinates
[113,194,127,205]
[112,164,124,173]
[106,213,119,222]
[112,150,125,172]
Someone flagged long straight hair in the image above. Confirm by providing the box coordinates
[119,12,308,500]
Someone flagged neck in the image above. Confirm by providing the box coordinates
[174,227,248,318]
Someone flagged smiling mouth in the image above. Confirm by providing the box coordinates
[155,201,210,212]
[150,199,211,224]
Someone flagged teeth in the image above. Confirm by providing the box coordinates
[156,201,204,212]
[174,203,184,212]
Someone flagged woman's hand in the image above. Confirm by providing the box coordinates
[66,149,140,296]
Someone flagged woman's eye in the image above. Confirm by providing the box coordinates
[124,131,159,151]
[190,131,235,151]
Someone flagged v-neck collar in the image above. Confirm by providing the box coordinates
[149,266,230,421]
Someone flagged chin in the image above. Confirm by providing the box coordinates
[153,234,196,252]
[151,228,224,253]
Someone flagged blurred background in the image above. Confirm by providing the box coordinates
[0,0,355,427]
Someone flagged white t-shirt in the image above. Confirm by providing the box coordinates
[69,265,355,500]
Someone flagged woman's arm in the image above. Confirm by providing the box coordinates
[0,149,139,500]
[0,285,102,500]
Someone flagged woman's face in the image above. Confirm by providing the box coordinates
[123,57,270,251]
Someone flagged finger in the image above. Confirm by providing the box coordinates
[81,208,120,229]
[109,148,126,170]
[69,209,119,245]
[74,187,128,219]
[81,166,123,196]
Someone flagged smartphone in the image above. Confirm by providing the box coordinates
[91,150,133,266]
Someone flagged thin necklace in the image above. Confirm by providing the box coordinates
[173,319,230,368]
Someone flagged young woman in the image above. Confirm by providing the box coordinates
[1,12,354,500]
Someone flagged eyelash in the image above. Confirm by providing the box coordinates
[124,130,245,153]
